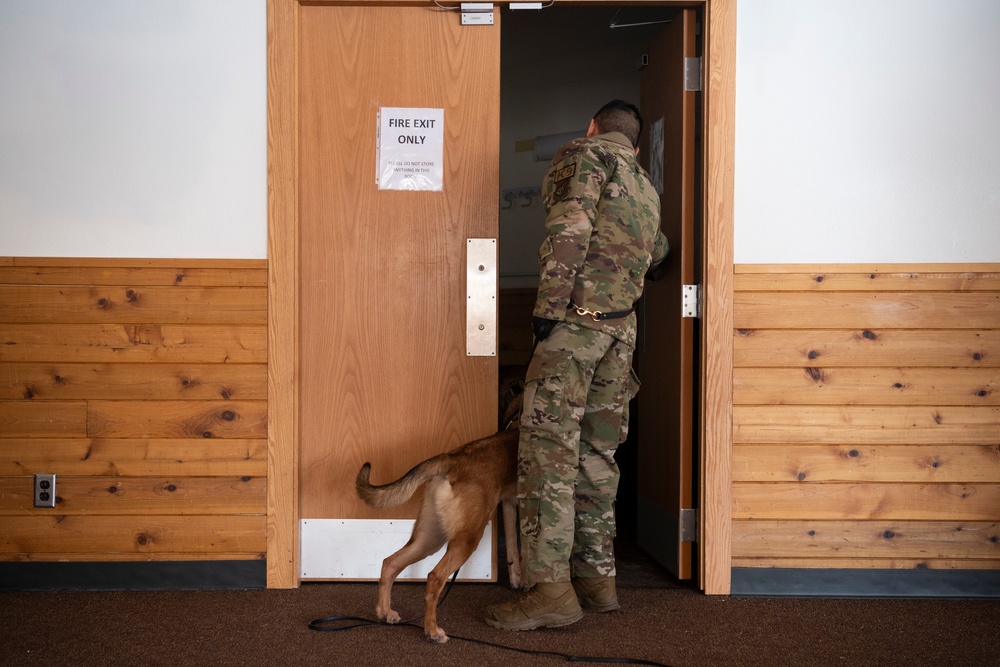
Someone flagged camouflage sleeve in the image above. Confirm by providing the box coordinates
[533,143,609,320]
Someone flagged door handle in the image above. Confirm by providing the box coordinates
[466,238,497,357]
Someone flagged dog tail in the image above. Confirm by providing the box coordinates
[355,458,445,509]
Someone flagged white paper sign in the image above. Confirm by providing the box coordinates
[377,107,444,191]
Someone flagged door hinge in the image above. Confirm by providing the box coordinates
[680,508,699,542]
[682,284,701,318]
[684,56,703,92]
[460,3,494,25]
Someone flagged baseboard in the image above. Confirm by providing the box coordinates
[732,568,1000,598]
[0,560,266,591]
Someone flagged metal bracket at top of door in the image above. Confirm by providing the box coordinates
[461,3,494,25]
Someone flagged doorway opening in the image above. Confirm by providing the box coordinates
[497,5,701,588]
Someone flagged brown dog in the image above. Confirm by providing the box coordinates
[355,427,522,643]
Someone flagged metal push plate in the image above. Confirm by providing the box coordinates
[466,238,497,356]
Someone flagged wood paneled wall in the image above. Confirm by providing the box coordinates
[0,258,268,562]
[733,264,1000,570]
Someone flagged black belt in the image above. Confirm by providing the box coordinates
[569,301,635,322]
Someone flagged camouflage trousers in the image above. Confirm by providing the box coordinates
[517,322,638,586]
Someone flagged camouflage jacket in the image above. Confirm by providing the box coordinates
[533,131,668,346]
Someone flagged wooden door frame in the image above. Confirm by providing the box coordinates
[266,0,736,594]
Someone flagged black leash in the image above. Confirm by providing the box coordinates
[307,574,673,666]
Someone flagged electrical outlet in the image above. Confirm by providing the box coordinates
[34,473,56,508]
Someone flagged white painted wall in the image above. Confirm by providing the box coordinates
[735,0,1000,263]
[0,0,266,259]
[2,1,997,264]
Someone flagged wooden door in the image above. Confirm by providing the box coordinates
[296,5,500,580]
[635,7,699,581]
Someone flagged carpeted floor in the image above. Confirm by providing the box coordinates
[2,554,996,667]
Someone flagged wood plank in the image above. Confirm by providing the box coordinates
[733,367,999,406]
[0,552,265,562]
[732,482,1000,521]
[731,557,1000,570]
[0,401,87,437]
[734,292,999,329]
[87,400,267,439]
[0,515,266,554]
[0,324,267,364]
[733,444,1000,483]
[0,476,266,515]
[0,266,267,287]
[736,263,1000,274]
[699,0,739,596]
[0,438,267,476]
[731,520,1000,559]
[1,362,267,400]
[734,406,1000,445]
[734,329,999,368]
[266,0,300,589]
[0,286,267,324]
[734,271,1000,292]
[8,257,266,270]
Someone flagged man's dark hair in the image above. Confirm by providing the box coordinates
[593,99,643,148]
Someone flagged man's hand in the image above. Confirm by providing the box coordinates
[532,316,559,341]
[645,260,667,282]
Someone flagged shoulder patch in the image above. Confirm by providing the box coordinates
[552,164,576,181]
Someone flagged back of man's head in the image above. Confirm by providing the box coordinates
[593,100,643,148]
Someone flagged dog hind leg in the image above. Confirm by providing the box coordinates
[422,533,480,644]
[376,499,446,624]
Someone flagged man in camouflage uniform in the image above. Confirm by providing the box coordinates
[486,100,668,631]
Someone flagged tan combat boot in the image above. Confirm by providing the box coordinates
[572,576,620,612]
[484,581,583,631]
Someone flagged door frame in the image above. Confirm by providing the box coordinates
[266,0,736,594]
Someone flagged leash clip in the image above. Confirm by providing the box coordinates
[574,305,604,321]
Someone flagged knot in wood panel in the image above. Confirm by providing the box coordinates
[804,367,826,384]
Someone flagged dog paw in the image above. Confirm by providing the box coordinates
[426,628,449,644]
[377,607,401,624]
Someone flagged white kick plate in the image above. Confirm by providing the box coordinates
[300,518,494,581]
